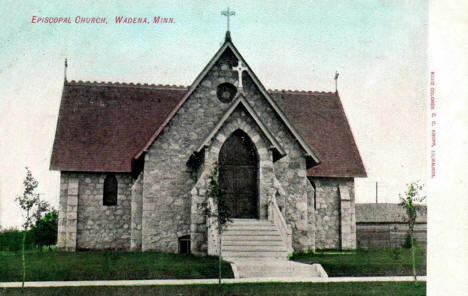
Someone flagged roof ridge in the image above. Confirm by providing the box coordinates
[268,89,336,95]
[66,80,189,90]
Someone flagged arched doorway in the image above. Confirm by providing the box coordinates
[219,129,259,218]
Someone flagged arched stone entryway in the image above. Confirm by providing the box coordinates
[219,129,259,218]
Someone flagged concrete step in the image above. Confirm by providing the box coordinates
[222,236,283,242]
[231,260,327,278]
[225,225,278,231]
[235,269,320,278]
[222,230,281,236]
[223,251,288,259]
[222,240,285,246]
[222,245,287,252]
[224,256,288,263]
[222,219,288,262]
[227,219,273,226]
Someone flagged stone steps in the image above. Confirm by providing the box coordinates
[222,245,287,252]
[223,251,288,261]
[223,235,283,241]
[223,231,281,237]
[221,219,288,261]
[225,225,278,231]
[227,219,273,226]
[221,219,328,279]
[222,240,285,246]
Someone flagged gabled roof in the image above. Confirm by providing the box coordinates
[271,90,366,177]
[49,81,187,172]
[50,36,366,177]
[50,82,366,177]
[195,93,286,157]
[134,37,320,165]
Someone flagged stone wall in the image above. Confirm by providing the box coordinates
[57,173,69,250]
[356,203,427,248]
[57,172,133,251]
[305,179,316,250]
[76,173,133,250]
[189,108,277,254]
[339,185,357,249]
[310,177,355,249]
[243,71,315,252]
[141,49,247,252]
[57,173,79,251]
[142,47,316,252]
[130,173,143,250]
[55,46,357,253]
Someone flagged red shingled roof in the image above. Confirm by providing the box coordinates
[50,82,366,177]
[271,91,366,177]
[50,81,187,172]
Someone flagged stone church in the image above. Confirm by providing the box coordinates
[50,31,366,258]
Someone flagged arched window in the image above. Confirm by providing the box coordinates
[103,174,118,206]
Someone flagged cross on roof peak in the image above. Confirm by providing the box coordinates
[221,7,235,33]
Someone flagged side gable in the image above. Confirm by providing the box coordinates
[50,81,187,172]
[134,35,321,167]
[271,91,366,177]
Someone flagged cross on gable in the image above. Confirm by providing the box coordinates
[221,7,235,31]
[233,62,248,89]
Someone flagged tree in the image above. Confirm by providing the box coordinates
[205,164,232,284]
[30,211,58,251]
[399,181,426,283]
[15,167,50,290]
[15,167,50,230]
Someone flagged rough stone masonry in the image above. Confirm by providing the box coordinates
[52,33,366,253]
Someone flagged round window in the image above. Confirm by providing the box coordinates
[216,83,237,103]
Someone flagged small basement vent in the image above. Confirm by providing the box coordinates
[178,235,191,254]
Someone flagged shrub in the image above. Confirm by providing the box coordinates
[30,211,58,250]
[0,230,34,251]
[402,234,413,249]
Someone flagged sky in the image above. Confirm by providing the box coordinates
[0,0,428,228]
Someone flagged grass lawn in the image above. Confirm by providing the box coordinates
[0,250,233,282]
[0,246,425,282]
[291,246,426,277]
[0,282,426,296]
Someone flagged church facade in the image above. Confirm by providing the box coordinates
[50,32,366,254]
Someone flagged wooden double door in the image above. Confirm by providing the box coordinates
[219,130,259,219]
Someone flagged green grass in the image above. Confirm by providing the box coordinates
[0,282,426,296]
[0,247,425,282]
[291,246,426,277]
[0,251,233,282]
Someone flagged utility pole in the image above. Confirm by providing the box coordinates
[375,181,378,203]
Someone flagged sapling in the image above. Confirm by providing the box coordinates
[399,181,426,283]
[15,167,50,291]
[206,164,232,284]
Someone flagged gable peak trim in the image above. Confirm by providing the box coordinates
[195,93,286,157]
